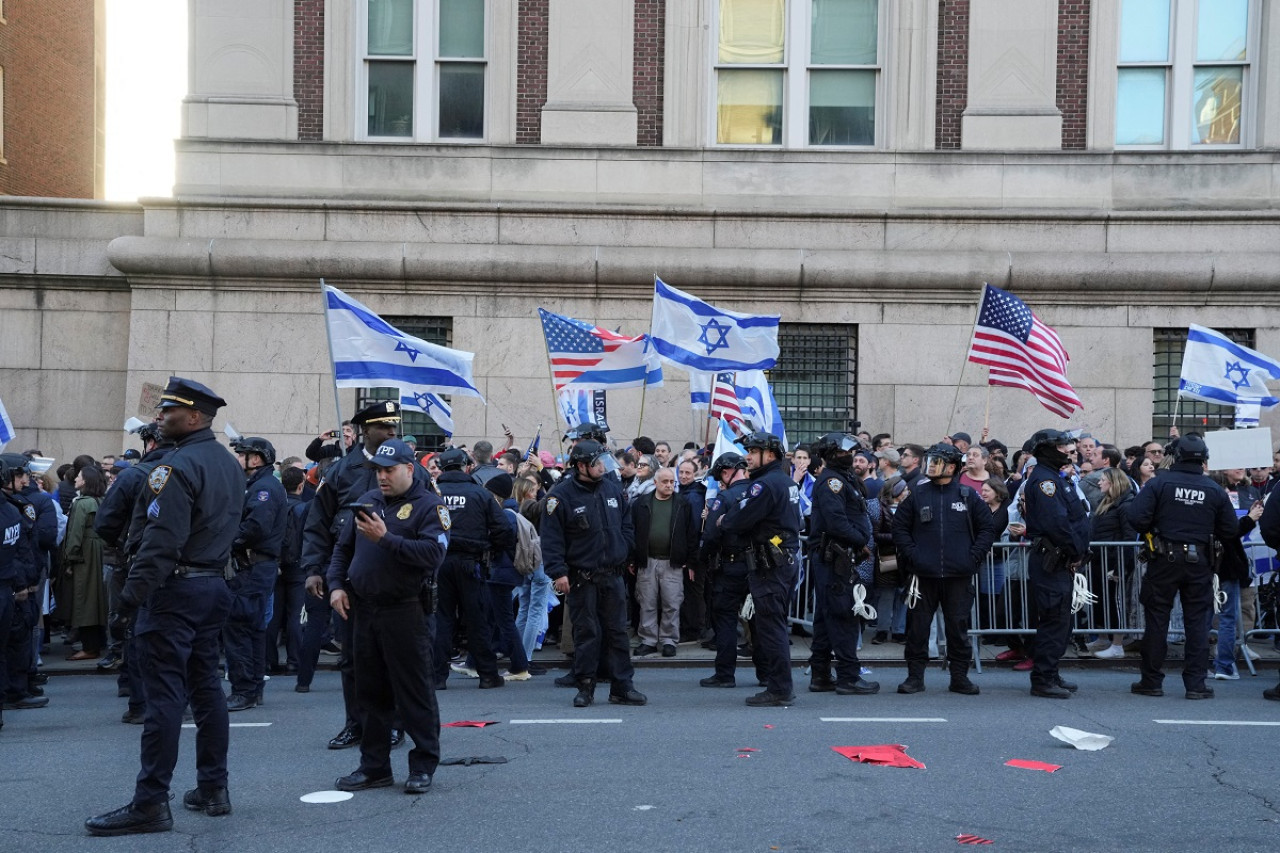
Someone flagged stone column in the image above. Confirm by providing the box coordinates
[541,0,638,145]
[961,0,1061,150]
[183,0,298,140]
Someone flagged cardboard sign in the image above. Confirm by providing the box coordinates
[138,382,165,418]
[1203,427,1272,471]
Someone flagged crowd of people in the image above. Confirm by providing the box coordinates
[2,378,1279,836]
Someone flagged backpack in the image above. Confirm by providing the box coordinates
[510,508,542,576]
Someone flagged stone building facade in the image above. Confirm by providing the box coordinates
[2,0,1279,463]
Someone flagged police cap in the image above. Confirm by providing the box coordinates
[370,439,416,467]
[156,376,227,416]
[351,400,401,427]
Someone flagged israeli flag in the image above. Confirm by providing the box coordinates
[558,389,593,428]
[734,369,787,450]
[704,417,746,502]
[1180,325,1280,409]
[0,395,13,450]
[650,277,780,372]
[1235,399,1261,429]
[324,283,483,401]
[400,389,454,435]
[688,370,712,410]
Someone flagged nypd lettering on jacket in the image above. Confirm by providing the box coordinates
[3,522,18,546]
[1173,487,1206,505]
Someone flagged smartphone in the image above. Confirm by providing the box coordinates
[340,502,375,518]
[327,430,339,438]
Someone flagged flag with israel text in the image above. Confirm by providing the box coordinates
[0,395,14,450]
[324,284,483,401]
[650,277,780,372]
[1180,324,1280,409]
[558,388,609,430]
[400,389,454,435]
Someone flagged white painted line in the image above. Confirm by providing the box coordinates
[182,722,273,728]
[1154,720,1280,727]
[820,717,948,723]
[508,719,623,725]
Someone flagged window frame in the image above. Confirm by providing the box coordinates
[1116,0,1259,150]
[709,0,885,150]
[770,322,859,440]
[356,0,489,143]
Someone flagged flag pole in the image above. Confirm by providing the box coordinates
[318,279,347,441]
[949,286,986,437]
[983,384,992,435]
[1171,392,1183,435]
[636,381,648,438]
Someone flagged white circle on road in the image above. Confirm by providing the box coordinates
[300,791,354,804]
[634,805,655,811]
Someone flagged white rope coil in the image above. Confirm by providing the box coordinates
[1070,572,1098,614]
[739,594,755,621]
[905,575,921,610]
[851,583,877,621]
[1212,575,1226,614]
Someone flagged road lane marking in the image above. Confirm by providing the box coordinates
[820,717,948,723]
[183,722,273,728]
[509,719,623,725]
[1154,720,1280,727]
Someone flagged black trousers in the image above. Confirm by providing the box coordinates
[808,557,867,684]
[132,576,232,806]
[265,575,305,670]
[709,567,764,682]
[0,587,11,725]
[747,559,797,697]
[352,601,440,778]
[1139,554,1213,691]
[5,593,35,700]
[1028,560,1073,687]
[433,554,498,684]
[904,575,975,680]
[295,591,331,690]
[568,571,635,692]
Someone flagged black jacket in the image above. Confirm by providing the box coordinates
[1023,462,1091,559]
[1129,462,1237,548]
[630,491,698,569]
[720,459,802,551]
[809,466,871,553]
[541,473,634,579]
[235,466,288,558]
[435,470,514,556]
[891,477,995,577]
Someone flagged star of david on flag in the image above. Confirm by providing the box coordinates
[649,277,780,372]
[1178,324,1280,409]
[323,283,483,401]
[400,389,454,435]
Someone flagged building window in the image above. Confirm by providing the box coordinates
[361,0,486,141]
[1116,0,1256,148]
[356,315,453,451]
[1152,327,1253,438]
[770,323,857,440]
[714,0,881,147]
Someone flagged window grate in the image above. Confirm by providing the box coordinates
[770,323,858,443]
[1152,326,1253,439]
[356,315,453,452]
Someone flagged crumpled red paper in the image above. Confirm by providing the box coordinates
[441,720,498,728]
[1005,758,1061,773]
[831,744,925,769]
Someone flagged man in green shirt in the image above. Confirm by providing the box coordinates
[629,468,698,657]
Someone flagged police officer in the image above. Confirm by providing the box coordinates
[0,457,26,732]
[1021,429,1091,700]
[224,437,287,711]
[721,431,801,707]
[86,377,242,836]
[327,440,448,794]
[891,443,994,695]
[432,447,513,689]
[302,401,417,749]
[0,454,44,711]
[1128,433,1236,700]
[807,432,879,696]
[542,439,646,708]
[698,451,765,689]
[1259,488,1280,702]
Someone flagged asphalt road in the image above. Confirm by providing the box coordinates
[4,663,1279,853]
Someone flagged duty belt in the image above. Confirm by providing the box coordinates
[174,564,225,579]
[720,551,749,563]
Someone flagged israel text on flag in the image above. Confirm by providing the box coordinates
[649,277,780,372]
[1179,324,1280,409]
[324,284,482,400]
[966,284,1082,418]
[538,308,662,391]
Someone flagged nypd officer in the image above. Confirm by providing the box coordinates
[302,401,416,749]
[86,377,242,836]
[1128,433,1236,700]
[327,439,448,794]
[697,451,765,689]
[721,431,802,707]
[0,456,25,732]
[807,432,879,696]
[224,437,287,711]
[1259,486,1280,701]
[1,454,44,711]
[1021,429,1091,699]
[431,447,513,690]
[542,439,646,708]
[891,443,994,695]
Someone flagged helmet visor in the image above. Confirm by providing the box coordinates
[924,453,951,478]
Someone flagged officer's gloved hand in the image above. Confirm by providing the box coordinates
[305,573,325,598]
[109,606,137,642]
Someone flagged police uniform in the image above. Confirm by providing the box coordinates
[809,462,876,694]
[87,377,242,836]
[721,452,801,705]
[1128,438,1237,698]
[0,467,27,727]
[1258,494,1280,701]
[1021,439,1091,699]
[1,461,43,710]
[326,440,448,793]
[699,476,765,687]
[541,441,645,707]
[223,451,287,709]
[891,460,995,694]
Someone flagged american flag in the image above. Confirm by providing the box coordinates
[966,284,1082,418]
[709,372,743,427]
[538,308,663,392]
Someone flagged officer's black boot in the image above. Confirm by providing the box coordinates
[226,692,256,712]
[183,785,232,816]
[808,662,836,693]
[573,678,595,708]
[85,800,174,836]
[949,662,979,695]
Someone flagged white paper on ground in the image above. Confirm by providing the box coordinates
[1049,725,1113,751]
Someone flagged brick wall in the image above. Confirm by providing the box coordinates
[517,0,549,144]
[1056,0,1090,150]
[294,0,325,141]
[935,0,969,150]
[634,0,664,146]
[0,1,100,197]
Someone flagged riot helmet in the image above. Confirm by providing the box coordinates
[436,447,470,471]
[232,436,276,468]
[710,451,748,481]
[922,443,963,480]
[1173,433,1209,464]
